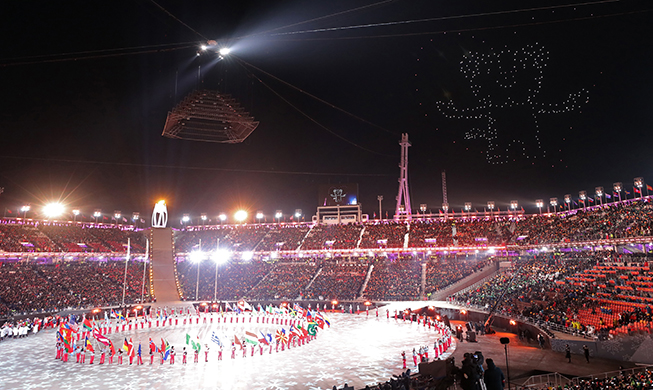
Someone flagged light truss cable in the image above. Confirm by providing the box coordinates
[235,56,397,136]
[268,0,621,37]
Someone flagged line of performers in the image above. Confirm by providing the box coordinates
[54,334,319,365]
[67,312,305,343]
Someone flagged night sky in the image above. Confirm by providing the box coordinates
[0,0,652,224]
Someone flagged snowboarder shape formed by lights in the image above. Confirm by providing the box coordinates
[436,43,589,165]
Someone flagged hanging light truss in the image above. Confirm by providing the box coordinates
[162,90,259,143]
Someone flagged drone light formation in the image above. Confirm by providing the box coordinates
[434,43,589,165]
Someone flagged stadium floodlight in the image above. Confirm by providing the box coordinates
[72,209,80,216]
[510,200,518,210]
[564,194,572,210]
[132,212,140,221]
[275,210,283,221]
[613,182,622,202]
[294,209,302,219]
[464,202,472,212]
[218,213,227,222]
[419,204,427,213]
[182,214,190,223]
[93,209,102,218]
[43,203,65,218]
[234,210,248,222]
[200,45,207,51]
[487,201,495,211]
[218,47,230,56]
[634,177,644,198]
[256,211,264,221]
[211,249,231,264]
[442,203,449,212]
[114,211,121,219]
[595,187,604,197]
[549,198,558,214]
[241,251,253,261]
[20,205,31,219]
[189,250,204,263]
[201,213,207,221]
[535,199,544,214]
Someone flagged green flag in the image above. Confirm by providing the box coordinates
[186,334,191,345]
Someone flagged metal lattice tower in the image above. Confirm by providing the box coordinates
[442,170,449,216]
[395,133,412,220]
[162,90,259,143]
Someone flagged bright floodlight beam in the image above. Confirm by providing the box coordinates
[212,249,231,264]
[43,202,65,218]
[219,47,230,56]
[234,210,248,222]
[189,250,204,263]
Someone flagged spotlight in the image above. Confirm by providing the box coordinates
[43,203,65,218]
[234,210,248,222]
[219,47,230,56]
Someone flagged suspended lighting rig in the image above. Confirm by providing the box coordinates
[162,90,259,143]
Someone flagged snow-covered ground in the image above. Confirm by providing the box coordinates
[0,309,454,390]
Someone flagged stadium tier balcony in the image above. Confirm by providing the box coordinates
[363,256,422,301]
[304,262,368,300]
[245,262,318,300]
[358,221,408,249]
[300,224,363,250]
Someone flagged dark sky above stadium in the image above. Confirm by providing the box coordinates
[0,0,652,224]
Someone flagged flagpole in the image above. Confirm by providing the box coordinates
[140,238,148,304]
[214,238,220,302]
[196,239,202,301]
[122,238,130,307]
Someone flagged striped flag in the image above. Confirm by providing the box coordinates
[210,331,223,347]
[92,328,110,346]
[244,331,259,345]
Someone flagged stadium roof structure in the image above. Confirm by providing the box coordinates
[162,90,259,143]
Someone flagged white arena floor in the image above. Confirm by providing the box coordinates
[0,304,455,390]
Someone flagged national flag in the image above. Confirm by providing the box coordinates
[137,343,142,357]
[605,193,611,199]
[307,322,318,336]
[149,338,157,353]
[244,331,258,345]
[314,316,325,329]
[587,197,594,203]
[110,309,118,318]
[296,324,308,337]
[161,338,171,360]
[109,340,115,356]
[82,317,94,331]
[194,336,201,352]
[626,190,631,195]
[293,303,306,317]
[122,338,130,352]
[635,187,641,193]
[186,333,191,345]
[234,335,243,349]
[274,328,288,345]
[210,332,223,347]
[85,336,94,353]
[258,331,269,345]
[92,328,110,346]
[647,184,652,191]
